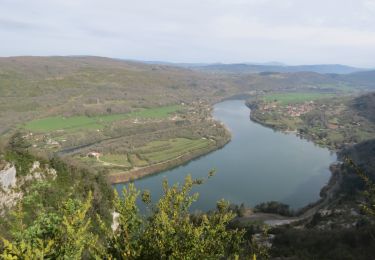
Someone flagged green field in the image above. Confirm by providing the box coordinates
[23,105,182,132]
[263,93,334,105]
[128,154,149,167]
[100,154,132,167]
[94,138,213,170]
[136,138,213,164]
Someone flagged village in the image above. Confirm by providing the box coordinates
[248,94,375,151]
[258,100,315,118]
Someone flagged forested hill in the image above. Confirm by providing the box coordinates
[341,139,375,180]
[340,92,375,179]
[351,92,375,123]
[189,62,375,90]
[1,56,374,135]
[340,70,375,89]
[0,56,239,134]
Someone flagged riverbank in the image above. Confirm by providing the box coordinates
[106,102,234,184]
[107,99,256,185]
[234,162,343,227]
[115,100,336,212]
[241,101,344,226]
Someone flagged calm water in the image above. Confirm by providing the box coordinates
[114,100,336,211]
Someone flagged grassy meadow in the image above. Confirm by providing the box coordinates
[100,154,132,167]
[23,105,182,132]
[263,92,335,105]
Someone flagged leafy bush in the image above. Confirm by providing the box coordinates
[254,201,294,217]
[0,176,255,259]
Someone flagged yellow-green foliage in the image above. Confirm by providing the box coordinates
[145,179,213,258]
[1,193,100,259]
[109,184,143,259]
[0,176,254,259]
[0,238,54,260]
[107,175,246,259]
[56,192,99,258]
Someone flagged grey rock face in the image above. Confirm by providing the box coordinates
[0,164,17,191]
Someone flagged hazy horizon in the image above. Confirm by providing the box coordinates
[1,0,375,67]
[1,55,373,69]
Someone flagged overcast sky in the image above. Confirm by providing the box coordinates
[1,0,375,67]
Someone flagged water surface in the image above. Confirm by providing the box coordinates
[114,100,336,211]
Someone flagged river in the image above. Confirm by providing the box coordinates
[114,100,337,211]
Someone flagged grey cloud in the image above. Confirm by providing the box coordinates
[0,0,374,67]
[82,27,122,38]
[0,18,39,30]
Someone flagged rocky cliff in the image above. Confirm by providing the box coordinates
[0,161,56,215]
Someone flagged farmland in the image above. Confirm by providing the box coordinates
[90,137,214,172]
[263,92,335,105]
[23,105,182,132]
[99,154,132,168]
[135,137,214,164]
[18,99,230,179]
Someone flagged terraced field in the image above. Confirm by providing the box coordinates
[97,138,214,172]
[136,138,214,164]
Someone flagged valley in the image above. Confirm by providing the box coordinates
[117,100,336,211]
[1,57,374,191]
[2,0,375,258]
[1,56,375,259]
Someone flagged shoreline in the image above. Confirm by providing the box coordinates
[110,99,342,224]
[234,162,343,227]
[107,101,234,184]
[108,132,231,184]
[244,102,343,222]
[246,100,341,152]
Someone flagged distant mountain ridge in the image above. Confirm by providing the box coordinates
[189,63,367,74]
[340,70,375,88]
[118,59,371,74]
[155,61,375,88]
